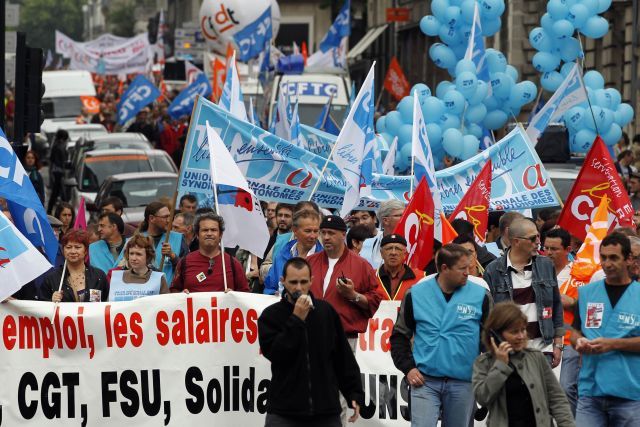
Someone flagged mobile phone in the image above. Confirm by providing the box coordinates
[490,329,514,355]
[338,272,348,285]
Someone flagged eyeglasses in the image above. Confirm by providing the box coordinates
[207,258,215,275]
[515,234,540,242]
[153,214,171,220]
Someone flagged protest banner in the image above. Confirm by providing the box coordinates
[0,293,408,426]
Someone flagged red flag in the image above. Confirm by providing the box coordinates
[383,56,410,101]
[74,197,87,230]
[301,41,308,63]
[557,136,633,240]
[449,160,492,243]
[440,213,458,245]
[393,177,435,270]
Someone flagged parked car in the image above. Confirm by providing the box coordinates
[70,133,152,172]
[91,172,178,226]
[64,148,178,209]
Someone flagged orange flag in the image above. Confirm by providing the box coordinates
[80,96,100,114]
[449,160,492,243]
[211,57,226,102]
[440,213,458,244]
[383,56,410,101]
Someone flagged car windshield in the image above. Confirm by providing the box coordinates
[42,97,84,119]
[108,177,177,207]
[149,153,177,173]
[80,155,152,192]
[67,128,108,142]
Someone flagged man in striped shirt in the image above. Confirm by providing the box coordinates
[483,218,565,367]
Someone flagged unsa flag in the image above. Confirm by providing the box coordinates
[449,160,492,244]
[393,177,435,270]
[557,136,633,241]
[383,56,410,101]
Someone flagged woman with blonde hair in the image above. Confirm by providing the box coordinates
[472,302,574,427]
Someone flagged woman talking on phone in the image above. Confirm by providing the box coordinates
[472,302,574,427]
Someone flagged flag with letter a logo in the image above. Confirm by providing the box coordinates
[557,136,633,241]
[383,56,410,101]
[449,160,492,243]
[392,177,435,270]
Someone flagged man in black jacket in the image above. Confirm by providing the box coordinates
[258,257,363,427]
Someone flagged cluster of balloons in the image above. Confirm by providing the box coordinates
[529,0,611,92]
[566,69,634,151]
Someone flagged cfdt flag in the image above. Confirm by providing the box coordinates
[218,51,247,121]
[333,63,375,217]
[393,177,435,270]
[117,75,161,125]
[383,57,410,101]
[168,73,212,120]
[449,160,492,244]
[206,122,269,256]
[0,210,52,301]
[557,136,633,241]
[0,129,58,263]
[307,0,350,69]
[233,6,272,62]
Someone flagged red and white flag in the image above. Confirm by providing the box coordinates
[449,160,492,243]
[557,136,633,240]
[393,177,435,270]
[383,56,410,101]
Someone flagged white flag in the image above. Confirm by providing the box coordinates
[382,136,398,176]
[218,52,248,121]
[527,63,587,145]
[0,210,52,301]
[185,60,203,84]
[274,87,292,140]
[206,122,269,256]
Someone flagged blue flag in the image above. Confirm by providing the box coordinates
[117,75,161,125]
[0,129,58,263]
[233,6,272,62]
[306,0,351,69]
[313,98,340,136]
[465,2,490,83]
[168,73,212,120]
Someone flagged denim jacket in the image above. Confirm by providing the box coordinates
[483,251,564,345]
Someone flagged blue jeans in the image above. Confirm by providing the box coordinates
[410,376,474,427]
[576,396,640,426]
[559,345,580,417]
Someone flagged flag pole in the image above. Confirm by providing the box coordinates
[207,121,229,291]
[159,95,202,272]
[52,259,68,318]
[321,91,335,129]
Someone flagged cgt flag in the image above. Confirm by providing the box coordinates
[116,75,161,125]
[557,136,633,241]
[168,73,212,120]
[393,177,435,270]
[383,57,410,101]
[0,210,52,301]
[449,160,492,244]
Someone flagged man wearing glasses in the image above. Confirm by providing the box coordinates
[484,218,565,367]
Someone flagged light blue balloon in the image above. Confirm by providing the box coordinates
[385,111,403,136]
[420,15,441,37]
[444,90,466,115]
[483,109,508,130]
[602,123,622,146]
[485,49,507,74]
[376,116,387,133]
[460,135,480,160]
[568,4,589,30]
[456,71,478,99]
[451,41,470,60]
[480,0,505,20]
[606,88,621,109]
[469,80,489,105]
[465,103,488,123]
[541,13,557,37]
[616,103,634,126]
[574,129,597,151]
[422,96,446,123]
[398,124,413,143]
[547,0,569,20]
[581,0,599,16]
[398,96,415,124]
[597,0,612,14]
[563,106,585,130]
[583,70,605,90]
[517,81,538,106]
[491,72,514,100]
[529,27,553,52]
[429,43,457,69]
[584,106,603,131]
[439,24,462,45]
[540,71,563,93]
[411,83,432,101]
[505,65,519,82]
[581,16,609,39]
[553,19,575,39]
[440,113,462,130]
[600,108,614,130]
[558,37,582,62]
[533,51,561,72]
[444,6,462,26]
[442,128,464,158]
[461,0,476,24]
[593,89,609,108]
[560,61,576,77]
[436,80,455,98]
[426,123,443,146]
[483,95,500,111]
[455,59,477,75]
[467,123,484,139]
[481,16,502,36]
[432,0,451,19]
[397,143,412,171]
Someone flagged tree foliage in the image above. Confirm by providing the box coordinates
[107,2,136,37]
[18,0,84,50]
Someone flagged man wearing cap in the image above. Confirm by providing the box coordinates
[377,234,425,301]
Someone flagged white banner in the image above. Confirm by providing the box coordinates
[0,294,409,426]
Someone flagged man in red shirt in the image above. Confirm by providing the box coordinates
[170,213,249,293]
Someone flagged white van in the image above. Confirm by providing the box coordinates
[268,70,351,127]
[41,70,96,138]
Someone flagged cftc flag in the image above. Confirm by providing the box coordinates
[168,73,212,120]
[116,75,161,125]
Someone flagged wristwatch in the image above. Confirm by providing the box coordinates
[553,343,565,351]
[351,293,361,304]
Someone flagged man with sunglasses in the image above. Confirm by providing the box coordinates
[484,218,565,368]
[170,213,249,293]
